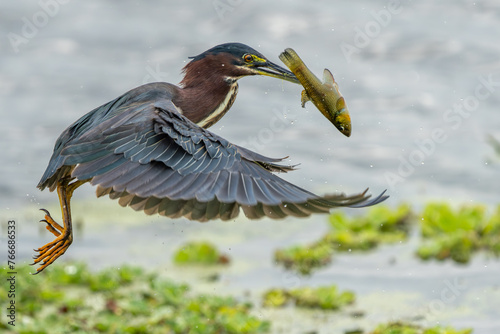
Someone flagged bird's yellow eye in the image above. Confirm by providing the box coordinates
[243,54,253,62]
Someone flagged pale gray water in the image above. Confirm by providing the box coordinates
[1,0,500,333]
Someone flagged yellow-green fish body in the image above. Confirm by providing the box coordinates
[279,48,351,137]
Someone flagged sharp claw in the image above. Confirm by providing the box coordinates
[35,197,75,273]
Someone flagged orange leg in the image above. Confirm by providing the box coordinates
[31,179,87,274]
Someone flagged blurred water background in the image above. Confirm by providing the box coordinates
[1,0,500,333]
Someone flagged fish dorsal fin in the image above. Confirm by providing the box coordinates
[323,69,335,85]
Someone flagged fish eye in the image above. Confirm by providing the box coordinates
[243,54,253,62]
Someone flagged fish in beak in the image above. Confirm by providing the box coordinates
[279,48,352,137]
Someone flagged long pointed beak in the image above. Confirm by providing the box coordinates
[253,60,300,84]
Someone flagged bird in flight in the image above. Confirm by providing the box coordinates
[33,43,387,274]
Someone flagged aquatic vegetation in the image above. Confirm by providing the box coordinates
[274,204,411,274]
[262,288,289,307]
[290,285,355,310]
[275,201,499,272]
[0,263,268,334]
[324,204,411,251]
[368,321,472,334]
[173,241,230,265]
[416,233,475,263]
[262,285,355,310]
[417,203,500,263]
[274,242,333,275]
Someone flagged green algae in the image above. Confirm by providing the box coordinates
[173,241,230,265]
[325,203,411,251]
[0,263,268,334]
[274,204,411,274]
[274,201,500,273]
[274,241,333,275]
[417,203,500,263]
[368,321,472,334]
[262,285,355,310]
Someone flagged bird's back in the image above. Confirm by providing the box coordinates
[38,82,178,191]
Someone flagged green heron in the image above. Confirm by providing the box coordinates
[33,43,387,274]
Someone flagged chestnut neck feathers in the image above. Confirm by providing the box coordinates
[173,54,247,128]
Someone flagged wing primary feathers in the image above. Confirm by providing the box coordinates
[44,90,388,223]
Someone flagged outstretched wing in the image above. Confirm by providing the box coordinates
[56,97,387,221]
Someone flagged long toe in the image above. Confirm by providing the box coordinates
[32,233,72,274]
[34,236,62,252]
[40,219,62,237]
[40,209,64,232]
[32,238,71,274]
[33,238,64,264]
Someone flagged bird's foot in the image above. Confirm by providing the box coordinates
[39,208,64,236]
[31,209,72,274]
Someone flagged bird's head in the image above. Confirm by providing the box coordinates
[181,43,300,87]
